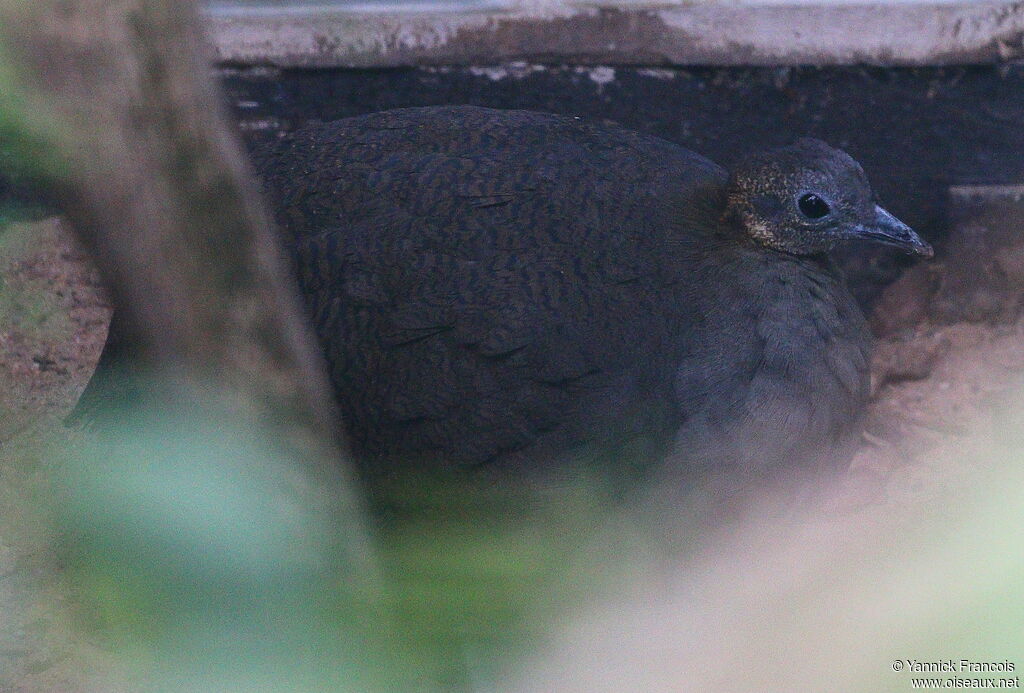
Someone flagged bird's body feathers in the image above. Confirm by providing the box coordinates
[249,106,875,475]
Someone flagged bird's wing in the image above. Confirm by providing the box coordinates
[251,107,724,466]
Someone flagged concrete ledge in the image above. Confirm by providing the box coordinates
[206,1,1024,68]
[949,184,1024,202]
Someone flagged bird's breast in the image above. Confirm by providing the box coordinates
[671,253,871,475]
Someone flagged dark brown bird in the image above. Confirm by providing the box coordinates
[82,106,933,481]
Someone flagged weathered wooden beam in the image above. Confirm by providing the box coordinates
[207,1,1024,68]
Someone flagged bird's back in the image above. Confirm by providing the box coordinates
[250,106,728,468]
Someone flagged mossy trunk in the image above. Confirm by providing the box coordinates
[0,0,369,556]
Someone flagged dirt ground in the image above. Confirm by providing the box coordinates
[0,218,1022,691]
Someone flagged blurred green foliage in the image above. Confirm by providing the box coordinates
[58,403,380,691]
[0,37,68,181]
[37,369,1024,693]
[54,394,619,692]
[0,35,67,229]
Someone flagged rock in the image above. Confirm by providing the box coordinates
[931,185,1024,324]
[871,330,950,391]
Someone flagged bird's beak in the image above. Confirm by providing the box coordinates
[850,205,933,258]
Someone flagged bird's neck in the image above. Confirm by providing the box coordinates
[714,211,844,278]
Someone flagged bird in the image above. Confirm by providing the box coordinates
[82,105,933,483]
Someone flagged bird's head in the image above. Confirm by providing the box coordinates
[723,138,933,259]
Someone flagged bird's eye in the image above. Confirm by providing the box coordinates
[798,193,831,219]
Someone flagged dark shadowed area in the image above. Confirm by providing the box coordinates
[221,64,1024,306]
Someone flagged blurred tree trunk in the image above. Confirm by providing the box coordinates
[0,1,369,550]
